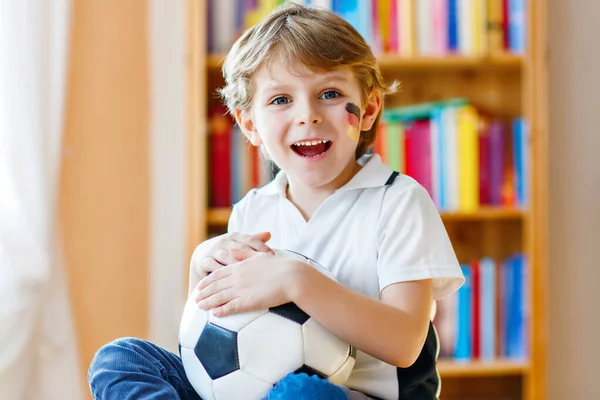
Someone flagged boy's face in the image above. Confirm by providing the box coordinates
[236,61,381,191]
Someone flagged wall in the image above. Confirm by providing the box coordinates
[60,0,150,391]
[547,0,600,398]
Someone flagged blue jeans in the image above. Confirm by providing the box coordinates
[88,337,201,400]
[88,337,376,400]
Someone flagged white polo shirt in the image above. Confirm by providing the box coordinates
[227,153,464,400]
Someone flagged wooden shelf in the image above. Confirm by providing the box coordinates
[207,53,523,71]
[207,206,524,226]
[438,359,529,378]
[376,53,523,69]
[440,207,525,221]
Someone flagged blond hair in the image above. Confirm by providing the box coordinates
[219,3,398,159]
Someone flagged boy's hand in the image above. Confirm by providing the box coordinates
[191,231,274,278]
[194,251,305,317]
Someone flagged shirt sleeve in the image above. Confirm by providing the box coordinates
[227,189,257,233]
[227,201,245,233]
[376,180,464,300]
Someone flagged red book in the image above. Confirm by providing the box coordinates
[479,117,491,205]
[250,142,260,189]
[471,260,481,359]
[501,120,516,206]
[374,124,385,159]
[405,119,433,199]
[502,0,510,50]
[209,106,233,207]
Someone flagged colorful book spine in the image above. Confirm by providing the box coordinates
[207,0,527,57]
[454,264,473,360]
[508,0,526,54]
[434,254,526,362]
[457,105,479,212]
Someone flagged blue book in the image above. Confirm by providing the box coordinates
[521,120,530,207]
[501,256,513,357]
[333,0,359,35]
[431,106,446,209]
[512,118,529,207]
[454,264,472,361]
[447,0,458,52]
[480,257,496,360]
[509,0,526,53]
[512,119,523,207]
[356,0,372,47]
[507,254,526,359]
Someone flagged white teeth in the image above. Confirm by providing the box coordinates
[293,139,330,146]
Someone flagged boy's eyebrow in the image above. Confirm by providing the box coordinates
[319,74,351,83]
[263,74,351,91]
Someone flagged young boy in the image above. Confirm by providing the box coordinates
[88,4,463,400]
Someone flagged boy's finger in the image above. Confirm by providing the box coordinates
[196,257,221,275]
[230,247,258,261]
[247,239,274,255]
[247,232,274,254]
[252,231,272,243]
[212,248,238,265]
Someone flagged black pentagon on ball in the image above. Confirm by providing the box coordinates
[294,364,328,380]
[194,323,239,379]
[269,302,310,325]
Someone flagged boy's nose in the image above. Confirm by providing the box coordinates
[296,101,323,126]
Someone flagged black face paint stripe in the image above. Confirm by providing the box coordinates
[345,102,360,119]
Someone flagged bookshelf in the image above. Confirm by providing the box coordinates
[186,1,548,399]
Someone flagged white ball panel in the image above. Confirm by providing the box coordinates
[213,369,273,400]
[238,312,304,384]
[179,289,209,349]
[180,348,215,400]
[327,354,356,385]
[208,309,268,333]
[302,318,350,376]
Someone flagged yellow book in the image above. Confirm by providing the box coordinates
[246,0,277,28]
[379,122,389,165]
[457,105,479,212]
[488,0,504,54]
[478,0,488,55]
[472,0,488,55]
[399,0,416,57]
[379,0,391,53]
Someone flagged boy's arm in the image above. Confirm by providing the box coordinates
[290,265,433,368]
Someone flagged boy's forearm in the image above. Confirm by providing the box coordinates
[288,263,427,368]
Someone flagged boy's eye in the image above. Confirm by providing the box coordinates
[320,90,341,100]
[271,96,291,105]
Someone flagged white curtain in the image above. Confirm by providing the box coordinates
[0,1,83,399]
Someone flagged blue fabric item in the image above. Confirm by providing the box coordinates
[265,373,349,400]
[88,337,201,400]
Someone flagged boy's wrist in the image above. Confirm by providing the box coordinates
[284,259,314,303]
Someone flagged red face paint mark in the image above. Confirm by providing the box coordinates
[346,103,360,128]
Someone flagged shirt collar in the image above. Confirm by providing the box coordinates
[255,153,394,196]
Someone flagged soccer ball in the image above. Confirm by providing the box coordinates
[178,249,356,400]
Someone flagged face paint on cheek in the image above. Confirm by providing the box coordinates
[345,103,361,141]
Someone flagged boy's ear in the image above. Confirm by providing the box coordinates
[235,108,262,146]
[360,90,382,132]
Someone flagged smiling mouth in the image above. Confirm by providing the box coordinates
[291,140,332,158]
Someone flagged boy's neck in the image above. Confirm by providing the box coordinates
[285,161,362,221]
